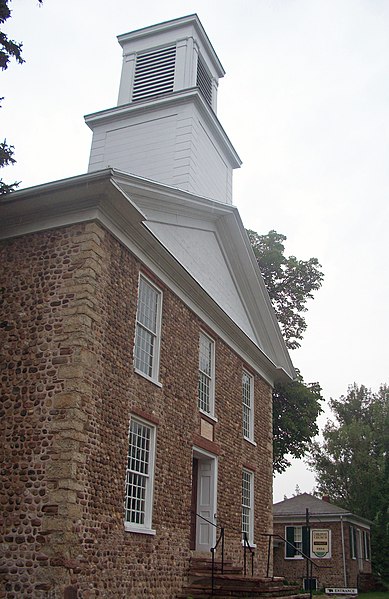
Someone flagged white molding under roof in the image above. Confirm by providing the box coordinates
[0,169,294,385]
[85,88,241,169]
[274,513,373,528]
[117,14,225,79]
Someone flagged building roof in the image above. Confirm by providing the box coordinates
[0,168,295,386]
[273,493,372,526]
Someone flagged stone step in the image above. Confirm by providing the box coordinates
[178,590,310,599]
[189,564,243,575]
[190,574,299,588]
[179,574,304,598]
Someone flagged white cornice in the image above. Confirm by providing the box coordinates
[84,89,241,169]
[0,169,293,385]
[117,14,225,78]
[274,513,373,527]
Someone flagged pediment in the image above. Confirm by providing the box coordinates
[0,169,294,382]
[145,220,258,344]
[120,180,293,379]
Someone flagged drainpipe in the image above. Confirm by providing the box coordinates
[306,508,310,596]
[340,516,347,586]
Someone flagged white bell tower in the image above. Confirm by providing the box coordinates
[85,15,241,204]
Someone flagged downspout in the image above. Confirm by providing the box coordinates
[340,516,347,586]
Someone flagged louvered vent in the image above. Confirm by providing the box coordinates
[196,56,212,107]
[132,45,176,102]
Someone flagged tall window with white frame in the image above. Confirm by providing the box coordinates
[134,275,162,382]
[124,417,156,532]
[242,370,254,442]
[242,469,254,544]
[198,332,215,416]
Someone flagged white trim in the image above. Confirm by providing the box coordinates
[242,369,254,442]
[134,368,163,388]
[241,540,257,548]
[242,469,254,545]
[193,446,218,551]
[0,170,295,385]
[244,438,257,447]
[124,415,156,533]
[285,525,304,560]
[134,274,163,383]
[198,331,215,417]
[124,524,156,535]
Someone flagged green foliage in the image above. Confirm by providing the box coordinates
[273,372,323,473]
[0,0,24,70]
[247,229,324,350]
[247,228,324,472]
[0,0,42,194]
[0,135,19,194]
[308,384,389,576]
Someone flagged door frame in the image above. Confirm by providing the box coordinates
[192,446,218,552]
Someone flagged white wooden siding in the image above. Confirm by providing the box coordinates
[145,222,256,342]
[88,102,234,204]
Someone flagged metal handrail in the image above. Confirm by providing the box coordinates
[193,513,224,596]
[261,533,330,599]
[243,532,255,576]
[210,527,225,594]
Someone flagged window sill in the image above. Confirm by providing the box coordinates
[199,409,218,422]
[124,524,156,536]
[134,368,162,388]
[241,540,257,548]
[285,556,304,560]
[244,437,257,447]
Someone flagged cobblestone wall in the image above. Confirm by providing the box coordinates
[1,221,273,598]
[273,521,372,589]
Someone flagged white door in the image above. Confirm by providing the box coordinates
[196,458,216,551]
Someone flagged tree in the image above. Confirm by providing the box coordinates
[273,372,323,473]
[247,229,324,350]
[308,384,389,576]
[247,229,324,472]
[0,0,42,194]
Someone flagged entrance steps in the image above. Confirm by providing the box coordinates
[177,556,311,598]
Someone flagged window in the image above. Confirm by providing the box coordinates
[350,525,357,559]
[285,526,310,558]
[124,417,156,533]
[198,332,215,416]
[242,469,254,544]
[363,530,371,560]
[242,370,254,441]
[134,275,162,382]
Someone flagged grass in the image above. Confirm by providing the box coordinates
[358,594,389,599]
[310,591,389,598]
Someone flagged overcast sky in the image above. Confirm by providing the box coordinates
[2,0,388,502]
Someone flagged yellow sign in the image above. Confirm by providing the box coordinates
[312,529,329,557]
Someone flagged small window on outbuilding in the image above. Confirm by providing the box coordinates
[285,526,310,558]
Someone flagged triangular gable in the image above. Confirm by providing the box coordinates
[145,221,258,344]
[0,169,294,383]
[115,173,294,379]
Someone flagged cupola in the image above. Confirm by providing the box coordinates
[85,15,241,204]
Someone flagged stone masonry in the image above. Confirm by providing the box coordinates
[1,221,274,598]
[273,521,372,589]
